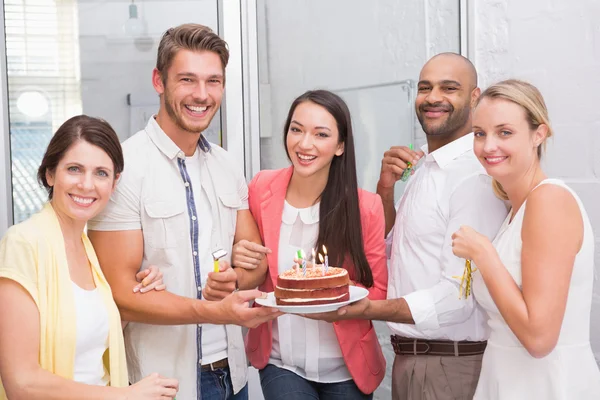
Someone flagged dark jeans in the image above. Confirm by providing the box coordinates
[200,366,249,400]
[259,364,373,400]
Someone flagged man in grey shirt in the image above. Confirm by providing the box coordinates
[88,24,279,400]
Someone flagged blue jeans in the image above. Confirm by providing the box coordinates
[259,364,373,400]
[200,366,248,400]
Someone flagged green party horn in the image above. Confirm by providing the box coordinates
[400,143,414,182]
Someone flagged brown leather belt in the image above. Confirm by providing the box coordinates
[391,335,487,356]
[201,358,229,371]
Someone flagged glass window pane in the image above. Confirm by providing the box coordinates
[4,0,220,223]
[5,0,79,223]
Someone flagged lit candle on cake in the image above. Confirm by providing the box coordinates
[318,253,325,276]
[322,245,329,273]
[312,248,316,268]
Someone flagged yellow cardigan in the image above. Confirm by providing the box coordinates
[0,203,128,398]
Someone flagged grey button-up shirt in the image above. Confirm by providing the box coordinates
[89,117,249,398]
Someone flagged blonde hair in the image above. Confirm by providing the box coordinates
[475,79,553,200]
[156,24,229,84]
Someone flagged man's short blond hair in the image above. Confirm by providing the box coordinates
[156,23,229,84]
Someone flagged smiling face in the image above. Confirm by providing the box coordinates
[415,54,476,138]
[285,101,344,181]
[46,140,117,224]
[153,49,224,134]
[472,97,546,181]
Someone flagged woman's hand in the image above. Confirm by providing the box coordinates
[232,239,271,270]
[133,265,165,294]
[451,225,493,264]
[123,373,178,399]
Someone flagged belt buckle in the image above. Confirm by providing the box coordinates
[413,340,431,355]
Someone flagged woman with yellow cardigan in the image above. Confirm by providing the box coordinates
[0,116,178,399]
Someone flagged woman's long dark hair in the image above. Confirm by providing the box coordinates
[283,90,373,287]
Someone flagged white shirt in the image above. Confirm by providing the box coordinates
[269,201,351,383]
[88,117,249,398]
[72,282,109,386]
[185,150,228,365]
[387,133,508,341]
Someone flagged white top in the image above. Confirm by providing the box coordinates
[473,179,600,399]
[72,282,109,386]
[269,201,352,383]
[387,133,508,341]
[185,150,228,365]
[88,117,249,397]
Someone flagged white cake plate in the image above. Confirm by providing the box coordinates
[255,286,369,314]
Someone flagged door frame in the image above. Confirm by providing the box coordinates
[219,0,261,179]
[0,0,12,235]
[460,0,476,59]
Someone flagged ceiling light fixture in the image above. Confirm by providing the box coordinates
[123,0,143,37]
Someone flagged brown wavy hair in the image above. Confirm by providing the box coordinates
[37,115,124,200]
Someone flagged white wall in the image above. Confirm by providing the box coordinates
[257,0,460,205]
[258,0,460,163]
[474,0,600,363]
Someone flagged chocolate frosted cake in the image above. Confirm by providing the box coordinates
[275,266,350,306]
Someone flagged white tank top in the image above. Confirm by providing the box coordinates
[72,282,110,386]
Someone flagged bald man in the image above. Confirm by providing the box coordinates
[313,53,509,399]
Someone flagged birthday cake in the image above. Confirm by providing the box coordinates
[274,266,350,306]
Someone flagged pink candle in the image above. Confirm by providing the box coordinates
[322,245,329,273]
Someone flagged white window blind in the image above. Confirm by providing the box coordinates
[4,0,82,223]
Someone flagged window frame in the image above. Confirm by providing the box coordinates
[0,0,13,235]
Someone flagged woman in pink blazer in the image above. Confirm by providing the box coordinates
[241,90,387,399]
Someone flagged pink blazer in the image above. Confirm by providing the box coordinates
[245,167,388,395]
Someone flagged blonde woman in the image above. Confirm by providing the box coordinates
[451,80,600,399]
